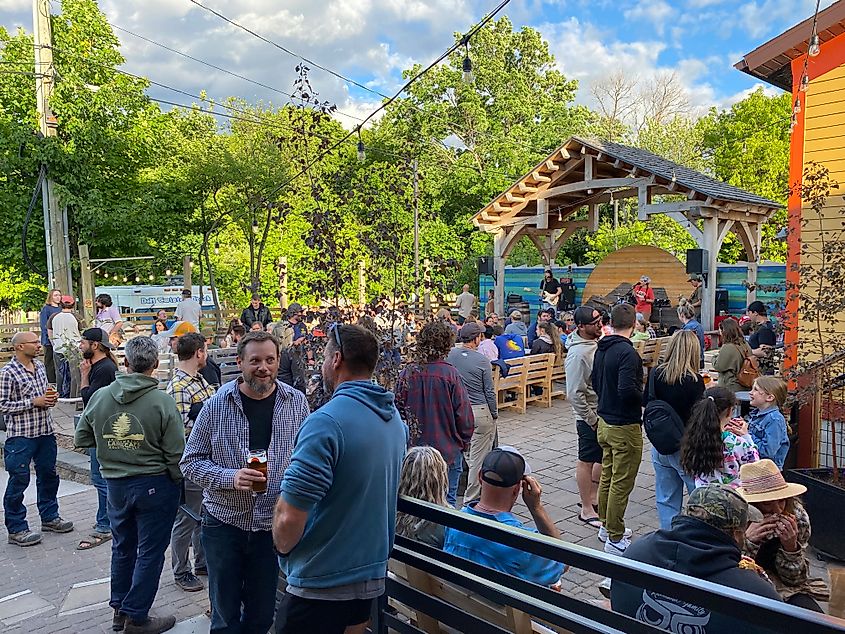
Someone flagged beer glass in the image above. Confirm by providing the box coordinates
[247,450,268,494]
[46,382,58,400]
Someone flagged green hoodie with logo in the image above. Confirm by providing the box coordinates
[75,372,185,481]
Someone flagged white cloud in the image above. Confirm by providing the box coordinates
[719,82,782,109]
[0,0,28,11]
[737,0,838,39]
[623,0,675,36]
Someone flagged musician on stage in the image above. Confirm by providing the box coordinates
[680,274,703,319]
[631,275,655,321]
[540,270,561,313]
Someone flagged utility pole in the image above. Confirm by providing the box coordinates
[412,159,420,312]
[78,243,94,325]
[33,0,71,293]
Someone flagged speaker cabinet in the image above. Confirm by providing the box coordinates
[478,256,494,276]
[686,249,709,275]
[715,288,729,316]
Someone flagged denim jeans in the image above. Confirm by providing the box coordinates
[54,352,71,398]
[651,447,695,530]
[3,434,60,534]
[201,511,279,634]
[89,449,110,533]
[107,474,180,622]
[446,457,462,507]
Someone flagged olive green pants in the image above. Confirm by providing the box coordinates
[597,418,643,543]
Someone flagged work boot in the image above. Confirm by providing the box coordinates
[112,608,127,632]
[8,530,42,546]
[124,615,176,634]
[41,517,74,533]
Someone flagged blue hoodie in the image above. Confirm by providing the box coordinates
[280,380,408,589]
[747,406,790,469]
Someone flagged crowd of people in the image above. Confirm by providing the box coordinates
[0,281,827,634]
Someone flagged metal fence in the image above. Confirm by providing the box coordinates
[371,496,845,634]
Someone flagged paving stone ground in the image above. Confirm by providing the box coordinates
[0,398,837,632]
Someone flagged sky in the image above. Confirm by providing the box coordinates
[0,0,838,129]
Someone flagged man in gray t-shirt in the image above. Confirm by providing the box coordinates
[174,289,202,328]
[454,284,476,325]
[447,322,497,501]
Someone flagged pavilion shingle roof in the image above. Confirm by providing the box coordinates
[572,136,782,209]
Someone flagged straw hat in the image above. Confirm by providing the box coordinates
[736,459,806,503]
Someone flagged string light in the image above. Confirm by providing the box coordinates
[793,98,801,114]
[356,128,365,162]
[165,268,172,276]
[800,73,809,92]
[462,42,474,84]
[251,218,259,234]
[214,241,220,255]
[103,272,109,279]
[122,276,128,282]
[808,33,821,57]
[148,273,154,280]
[134,275,141,282]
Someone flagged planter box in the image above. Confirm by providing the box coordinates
[786,468,845,562]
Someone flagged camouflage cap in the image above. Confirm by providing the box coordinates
[682,484,764,531]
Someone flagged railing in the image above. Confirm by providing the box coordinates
[370,497,845,634]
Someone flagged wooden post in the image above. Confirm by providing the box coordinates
[423,259,431,316]
[701,218,719,330]
[358,260,366,309]
[183,255,192,290]
[493,231,506,316]
[78,243,95,325]
[277,257,288,311]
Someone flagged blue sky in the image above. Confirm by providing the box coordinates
[0,0,838,128]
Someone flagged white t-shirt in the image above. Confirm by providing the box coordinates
[95,306,122,333]
[51,312,81,353]
[175,298,202,327]
[455,292,476,318]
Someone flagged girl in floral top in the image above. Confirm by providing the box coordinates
[680,386,760,488]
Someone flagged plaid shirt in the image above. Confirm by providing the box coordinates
[166,367,216,433]
[395,360,474,464]
[0,357,54,439]
[181,378,310,532]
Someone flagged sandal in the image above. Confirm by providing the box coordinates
[577,502,600,513]
[76,532,112,550]
[578,514,603,529]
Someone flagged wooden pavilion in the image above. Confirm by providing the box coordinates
[472,136,782,329]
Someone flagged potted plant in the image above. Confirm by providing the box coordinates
[783,162,845,561]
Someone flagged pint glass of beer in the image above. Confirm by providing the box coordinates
[247,450,268,494]
[46,383,58,399]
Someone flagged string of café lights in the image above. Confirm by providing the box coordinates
[790,0,823,132]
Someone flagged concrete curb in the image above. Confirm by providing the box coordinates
[0,431,92,485]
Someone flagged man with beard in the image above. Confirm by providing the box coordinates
[274,325,407,634]
[181,331,310,634]
[77,328,119,551]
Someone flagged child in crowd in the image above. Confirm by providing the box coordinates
[631,319,650,343]
[681,386,759,488]
[747,377,790,469]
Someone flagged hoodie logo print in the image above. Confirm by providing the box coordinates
[635,590,710,633]
[103,412,146,450]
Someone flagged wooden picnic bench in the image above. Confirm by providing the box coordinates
[493,353,562,414]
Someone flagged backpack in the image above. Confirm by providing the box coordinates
[737,347,760,389]
[643,371,686,455]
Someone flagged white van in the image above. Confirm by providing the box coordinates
[94,285,216,320]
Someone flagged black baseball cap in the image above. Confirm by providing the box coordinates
[480,446,531,488]
[574,306,600,326]
[81,327,115,349]
[747,301,767,316]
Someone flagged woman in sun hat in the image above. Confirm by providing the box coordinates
[737,459,829,612]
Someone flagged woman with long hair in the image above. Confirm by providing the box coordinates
[40,288,63,383]
[681,386,759,488]
[644,330,706,529]
[221,318,241,347]
[395,447,451,548]
[530,321,563,362]
[713,318,753,393]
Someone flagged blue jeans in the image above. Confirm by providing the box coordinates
[651,447,694,530]
[3,435,60,534]
[89,449,109,533]
[54,352,71,398]
[201,511,279,634]
[447,457,462,507]
[107,474,180,622]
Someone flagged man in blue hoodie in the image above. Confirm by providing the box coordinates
[273,324,408,634]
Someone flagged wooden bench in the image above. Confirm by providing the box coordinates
[389,560,568,634]
[549,353,566,401]
[522,353,555,408]
[208,347,239,383]
[635,336,669,369]
[494,361,528,414]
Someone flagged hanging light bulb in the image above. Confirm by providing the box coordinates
[462,43,474,84]
[214,241,220,255]
[251,218,259,234]
[103,272,109,279]
[356,128,365,162]
[165,268,172,276]
[148,273,154,281]
[122,276,128,282]
[134,275,141,283]
[189,259,194,268]
[800,73,809,92]
[793,97,801,114]
[809,33,821,57]
[557,209,562,222]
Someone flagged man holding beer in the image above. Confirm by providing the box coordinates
[181,330,310,634]
[2,331,74,547]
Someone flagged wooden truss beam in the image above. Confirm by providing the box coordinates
[539,177,648,200]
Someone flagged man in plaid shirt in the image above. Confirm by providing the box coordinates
[395,321,474,506]
[1,332,74,546]
[181,331,309,633]
[166,332,216,593]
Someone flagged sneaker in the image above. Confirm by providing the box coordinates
[603,535,631,555]
[41,517,74,533]
[193,567,208,576]
[113,608,127,632]
[8,530,42,546]
[598,577,612,599]
[124,615,176,634]
[175,572,204,592]
[597,525,632,543]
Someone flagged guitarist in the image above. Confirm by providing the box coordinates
[632,275,655,321]
[540,269,561,314]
